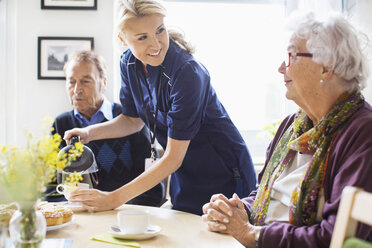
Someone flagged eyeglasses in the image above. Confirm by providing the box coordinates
[285,52,313,67]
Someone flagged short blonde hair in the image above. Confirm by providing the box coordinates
[116,0,166,31]
[115,0,194,54]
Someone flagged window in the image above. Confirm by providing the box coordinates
[114,0,361,163]
[0,0,6,144]
[163,0,293,162]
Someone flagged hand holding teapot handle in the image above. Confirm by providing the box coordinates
[64,127,90,145]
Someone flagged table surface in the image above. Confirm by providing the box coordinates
[46,204,244,248]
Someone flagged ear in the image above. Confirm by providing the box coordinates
[321,66,333,82]
[118,33,127,46]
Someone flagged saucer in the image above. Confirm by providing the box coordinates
[108,225,161,240]
[50,201,85,212]
[63,203,85,212]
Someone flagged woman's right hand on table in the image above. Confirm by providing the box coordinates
[64,127,90,145]
[69,188,122,212]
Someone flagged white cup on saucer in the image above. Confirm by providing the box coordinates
[56,182,89,200]
[117,210,149,234]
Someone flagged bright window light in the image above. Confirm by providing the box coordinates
[164,1,292,162]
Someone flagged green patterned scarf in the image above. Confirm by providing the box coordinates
[251,91,364,226]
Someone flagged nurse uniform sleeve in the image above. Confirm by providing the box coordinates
[166,61,210,141]
[119,58,139,118]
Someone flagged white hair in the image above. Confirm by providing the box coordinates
[289,12,370,91]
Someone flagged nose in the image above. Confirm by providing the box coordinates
[278,62,286,74]
[74,82,83,94]
[149,36,161,49]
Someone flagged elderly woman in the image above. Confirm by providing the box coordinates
[202,13,372,248]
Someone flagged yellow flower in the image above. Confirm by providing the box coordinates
[63,172,84,188]
[0,117,84,204]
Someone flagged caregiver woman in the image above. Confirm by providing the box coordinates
[64,0,256,215]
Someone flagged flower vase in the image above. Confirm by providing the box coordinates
[9,202,46,248]
[0,224,7,248]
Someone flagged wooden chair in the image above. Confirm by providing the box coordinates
[330,186,372,248]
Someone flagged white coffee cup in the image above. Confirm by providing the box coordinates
[56,182,89,200]
[117,210,149,234]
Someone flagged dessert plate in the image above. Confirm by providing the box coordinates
[108,225,161,240]
[47,216,75,231]
[63,203,85,212]
[49,201,85,212]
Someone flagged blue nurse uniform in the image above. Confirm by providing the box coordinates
[119,41,257,215]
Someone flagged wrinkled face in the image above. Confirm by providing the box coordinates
[65,61,106,119]
[119,14,169,67]
[278,36,323,106]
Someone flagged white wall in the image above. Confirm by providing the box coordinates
[3,0,116,145]
[0,0,7,144]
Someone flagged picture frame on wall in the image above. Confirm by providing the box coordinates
[41,0,97,10]
[38,37,94,80]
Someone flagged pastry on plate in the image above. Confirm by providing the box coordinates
[0,202,18,226]
[39,205,74,226]
[55,206,73,223]
[41,207,63,226]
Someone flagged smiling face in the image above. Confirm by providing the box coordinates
[65,61,106,120]
[118,14,169,67]
[278,36,323,107]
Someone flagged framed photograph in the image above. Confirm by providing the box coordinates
[38,37,94,80]
[41,0,97,10]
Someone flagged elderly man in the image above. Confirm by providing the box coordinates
[48,50,163,206]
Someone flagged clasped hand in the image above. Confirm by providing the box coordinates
[202,193,256,247]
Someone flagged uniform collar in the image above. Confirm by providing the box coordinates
[160,40,178,72]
